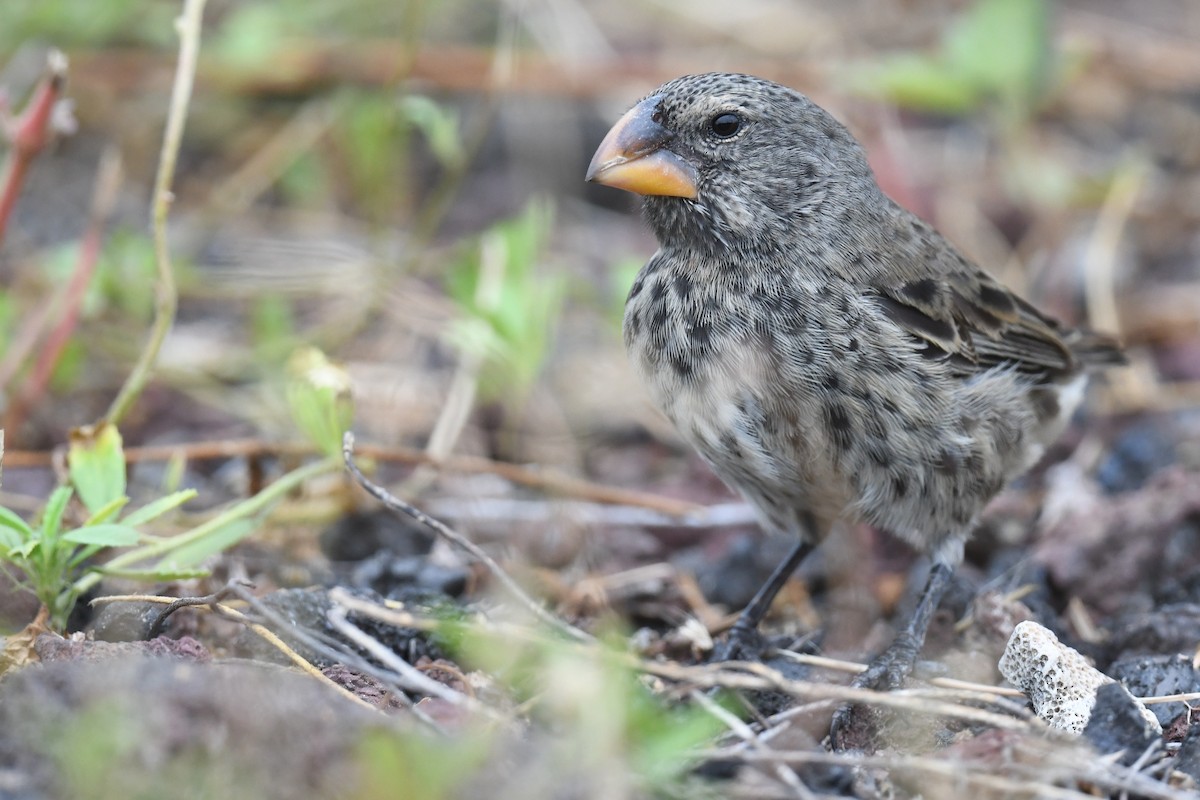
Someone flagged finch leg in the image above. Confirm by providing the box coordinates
[711,538,815,662]
[829,560,954,747]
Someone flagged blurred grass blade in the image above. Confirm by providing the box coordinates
[0,506,34,540]
[156,517,257,570]
[122,488,198,526]
[83,495,130,526]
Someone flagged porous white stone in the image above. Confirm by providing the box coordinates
[999,620,1159,734]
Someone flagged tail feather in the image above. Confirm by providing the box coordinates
[1066,330,1127,368]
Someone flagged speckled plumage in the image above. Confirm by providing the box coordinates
[593,73,1123,695]
[618,73,1121,563]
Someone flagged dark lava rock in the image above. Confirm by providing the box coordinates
[1096,416,1180,493]
[1082,682,1161,765]
[34,633,211,663]
[320,509,433,562]
[350,552,470,599]
[321,510,470,599]
[681,533,802,611]
[1107,653,1200,726]
[231,586,448,668]
[86,601,165,642]
[1105,603,1200,666]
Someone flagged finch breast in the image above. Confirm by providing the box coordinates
[623,250,1057,558]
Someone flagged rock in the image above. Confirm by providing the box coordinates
[998,621,1159,735]
[1082,682,1162,764]
[1107,653,1200,726]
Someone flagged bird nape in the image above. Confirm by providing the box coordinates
[586,72,1124,744]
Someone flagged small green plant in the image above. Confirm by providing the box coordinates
[0,347,353,633]
[0,424,199,630]
[285,346,354,457]
[445,198,565,406]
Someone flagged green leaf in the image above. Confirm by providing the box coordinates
[40,486,74,547]
[122,489,198,526]
[9,540,39,558]
[0,506,34,541]
[847,0,1052,120]
[61,524,141,547]
[212,3,289,69]
[0,528,19,555]
[68,423,128,515]
[156,518,258,570]
[444,198,562,404]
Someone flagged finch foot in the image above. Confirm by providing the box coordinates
[828,561,955,750]
[828,632,922,749]
[710,619,770,663]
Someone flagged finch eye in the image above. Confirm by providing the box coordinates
[710,112,742,138]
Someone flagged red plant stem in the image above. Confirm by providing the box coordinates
[0,51,67,248]
[4,150,122,435]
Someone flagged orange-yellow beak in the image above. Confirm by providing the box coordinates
[585,97,698,198]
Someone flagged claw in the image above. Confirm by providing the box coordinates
[828,635,923,750]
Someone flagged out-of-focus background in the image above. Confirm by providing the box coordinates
[3,1,1200,797]
[4,0,1197,463]
[4,0,1199,602]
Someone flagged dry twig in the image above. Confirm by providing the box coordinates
[90,592,380,716]
[342,432,594,644]
[2,437,701,517]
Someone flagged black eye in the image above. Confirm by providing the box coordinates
[710,112,742,138]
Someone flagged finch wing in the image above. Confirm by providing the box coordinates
[870,265,1092,382]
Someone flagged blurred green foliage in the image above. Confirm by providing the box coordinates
[96,228,162,323]
[849,0,1055,124]
[0,0,175,51]
[450,624,728,797]
[352,728,493,800]
[250,294,297,361]
[446,198,565,405]
[32,626,724,797]
[0,0,440,55]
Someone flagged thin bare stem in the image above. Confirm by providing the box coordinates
[343,433,594,644]
[105,0,207,426]
[2,438,702,517]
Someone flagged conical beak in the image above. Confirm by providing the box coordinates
[585,97,698,198]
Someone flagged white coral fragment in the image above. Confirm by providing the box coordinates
[999,620,1158,734]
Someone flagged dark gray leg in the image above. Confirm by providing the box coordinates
[711,537,816,662]
[829,561,954,746]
